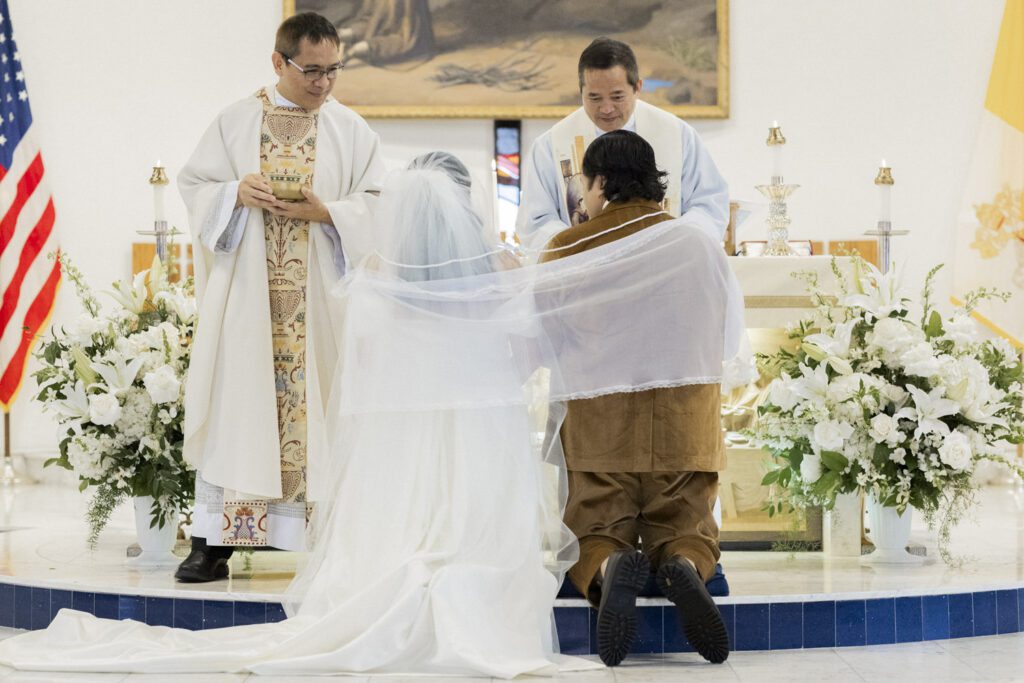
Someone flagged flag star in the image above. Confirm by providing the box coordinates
[17,90,26,101]
[1,54,6,64]
[3,74,8,82]
[0,34,6,43]
[13,50,19,61]
[0,135,6,147]
[5,94,10,102]
[15,71,23,81]
[8,112,13,121]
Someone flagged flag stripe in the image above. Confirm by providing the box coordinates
[0,226,56,362]
[0,152,44,255]
[0,258,61,407]
[0,173,51,289]
[0,198,55,335]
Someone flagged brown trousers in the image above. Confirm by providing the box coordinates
[565,470,720,602]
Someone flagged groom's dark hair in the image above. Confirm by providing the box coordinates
[582,130,667,204]
[275,12,340,57]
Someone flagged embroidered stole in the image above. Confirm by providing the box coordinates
[220,88,317,546]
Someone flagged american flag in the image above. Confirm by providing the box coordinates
[0,0,60,409]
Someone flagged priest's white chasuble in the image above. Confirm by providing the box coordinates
[179,86,385,550]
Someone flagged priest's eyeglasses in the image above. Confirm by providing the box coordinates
[284,57,342,82]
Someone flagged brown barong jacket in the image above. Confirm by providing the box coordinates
[540,200,726,474]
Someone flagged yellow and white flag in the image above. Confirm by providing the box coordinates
[953,0,1024,348]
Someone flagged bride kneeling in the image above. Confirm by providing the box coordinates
[0,151,741,677]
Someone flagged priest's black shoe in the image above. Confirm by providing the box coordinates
[657,556,730,663]
[174,549,230,583]
[594,549,651,666]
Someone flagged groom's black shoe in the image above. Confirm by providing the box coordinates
[594,549,651,666]
[657,556,730,663]
[174,538,232,583]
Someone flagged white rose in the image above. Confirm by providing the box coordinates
[882,383,909,409]
[63,316,108,347]
[941,315,979,349]
[812,419,855,452]
[899,341,941,378]
[937,431,973,472]
[769,375,799,411]
[867,317,919,356]
[868,413,900,445]
[139,322,182,354]
[88,392,122,426]
[800,452,823,483]
[143,365,181,404]
[946,357,992,410]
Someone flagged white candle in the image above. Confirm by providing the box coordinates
[878,159,891,224]
[153,160,166,224]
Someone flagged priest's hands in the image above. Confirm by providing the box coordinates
[236,174,280,210]
[235,175,333,226]
[270,187,333,226]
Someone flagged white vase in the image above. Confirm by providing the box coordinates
[861,494,923,565]
[127,495,179,566]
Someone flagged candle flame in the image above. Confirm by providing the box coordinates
[880,158,887,167]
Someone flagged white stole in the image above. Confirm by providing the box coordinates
[549,100,683,221]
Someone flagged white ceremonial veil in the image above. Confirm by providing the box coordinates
[0,154,745,679]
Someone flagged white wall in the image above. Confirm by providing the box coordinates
[5,0,1005,455]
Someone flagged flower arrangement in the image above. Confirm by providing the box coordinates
[748,258,1024,562]
[33,253,196,547]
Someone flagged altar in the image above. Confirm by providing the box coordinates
[719,255,858,552]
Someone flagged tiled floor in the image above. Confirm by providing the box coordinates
[0,627,1022,681]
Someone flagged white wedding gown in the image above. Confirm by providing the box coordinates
[0,264,592,676]
[0,164,743,678]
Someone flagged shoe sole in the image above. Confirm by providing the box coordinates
[596,552,651,667]
[658,561,730,664]
[174,562,229,583]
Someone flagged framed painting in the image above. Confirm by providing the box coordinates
[283,0,729,119]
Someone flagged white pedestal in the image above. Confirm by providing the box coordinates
[823,492,862,557]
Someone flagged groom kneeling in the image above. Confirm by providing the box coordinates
[541,130,730,666]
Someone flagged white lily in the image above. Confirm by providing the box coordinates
[895,384,959,439]
[51,380,90,421]
[804,319,857,375]
[843,261,908,318]
[108,270,149,314]
[93,356,145,396]
[962,399,1009,427]
[148,255,169,294]
[791,362,830,405]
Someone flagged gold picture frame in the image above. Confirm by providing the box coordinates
[283,0,729,119]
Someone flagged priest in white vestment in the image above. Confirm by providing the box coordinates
[175,12,385,581]
[517,37,729,252]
